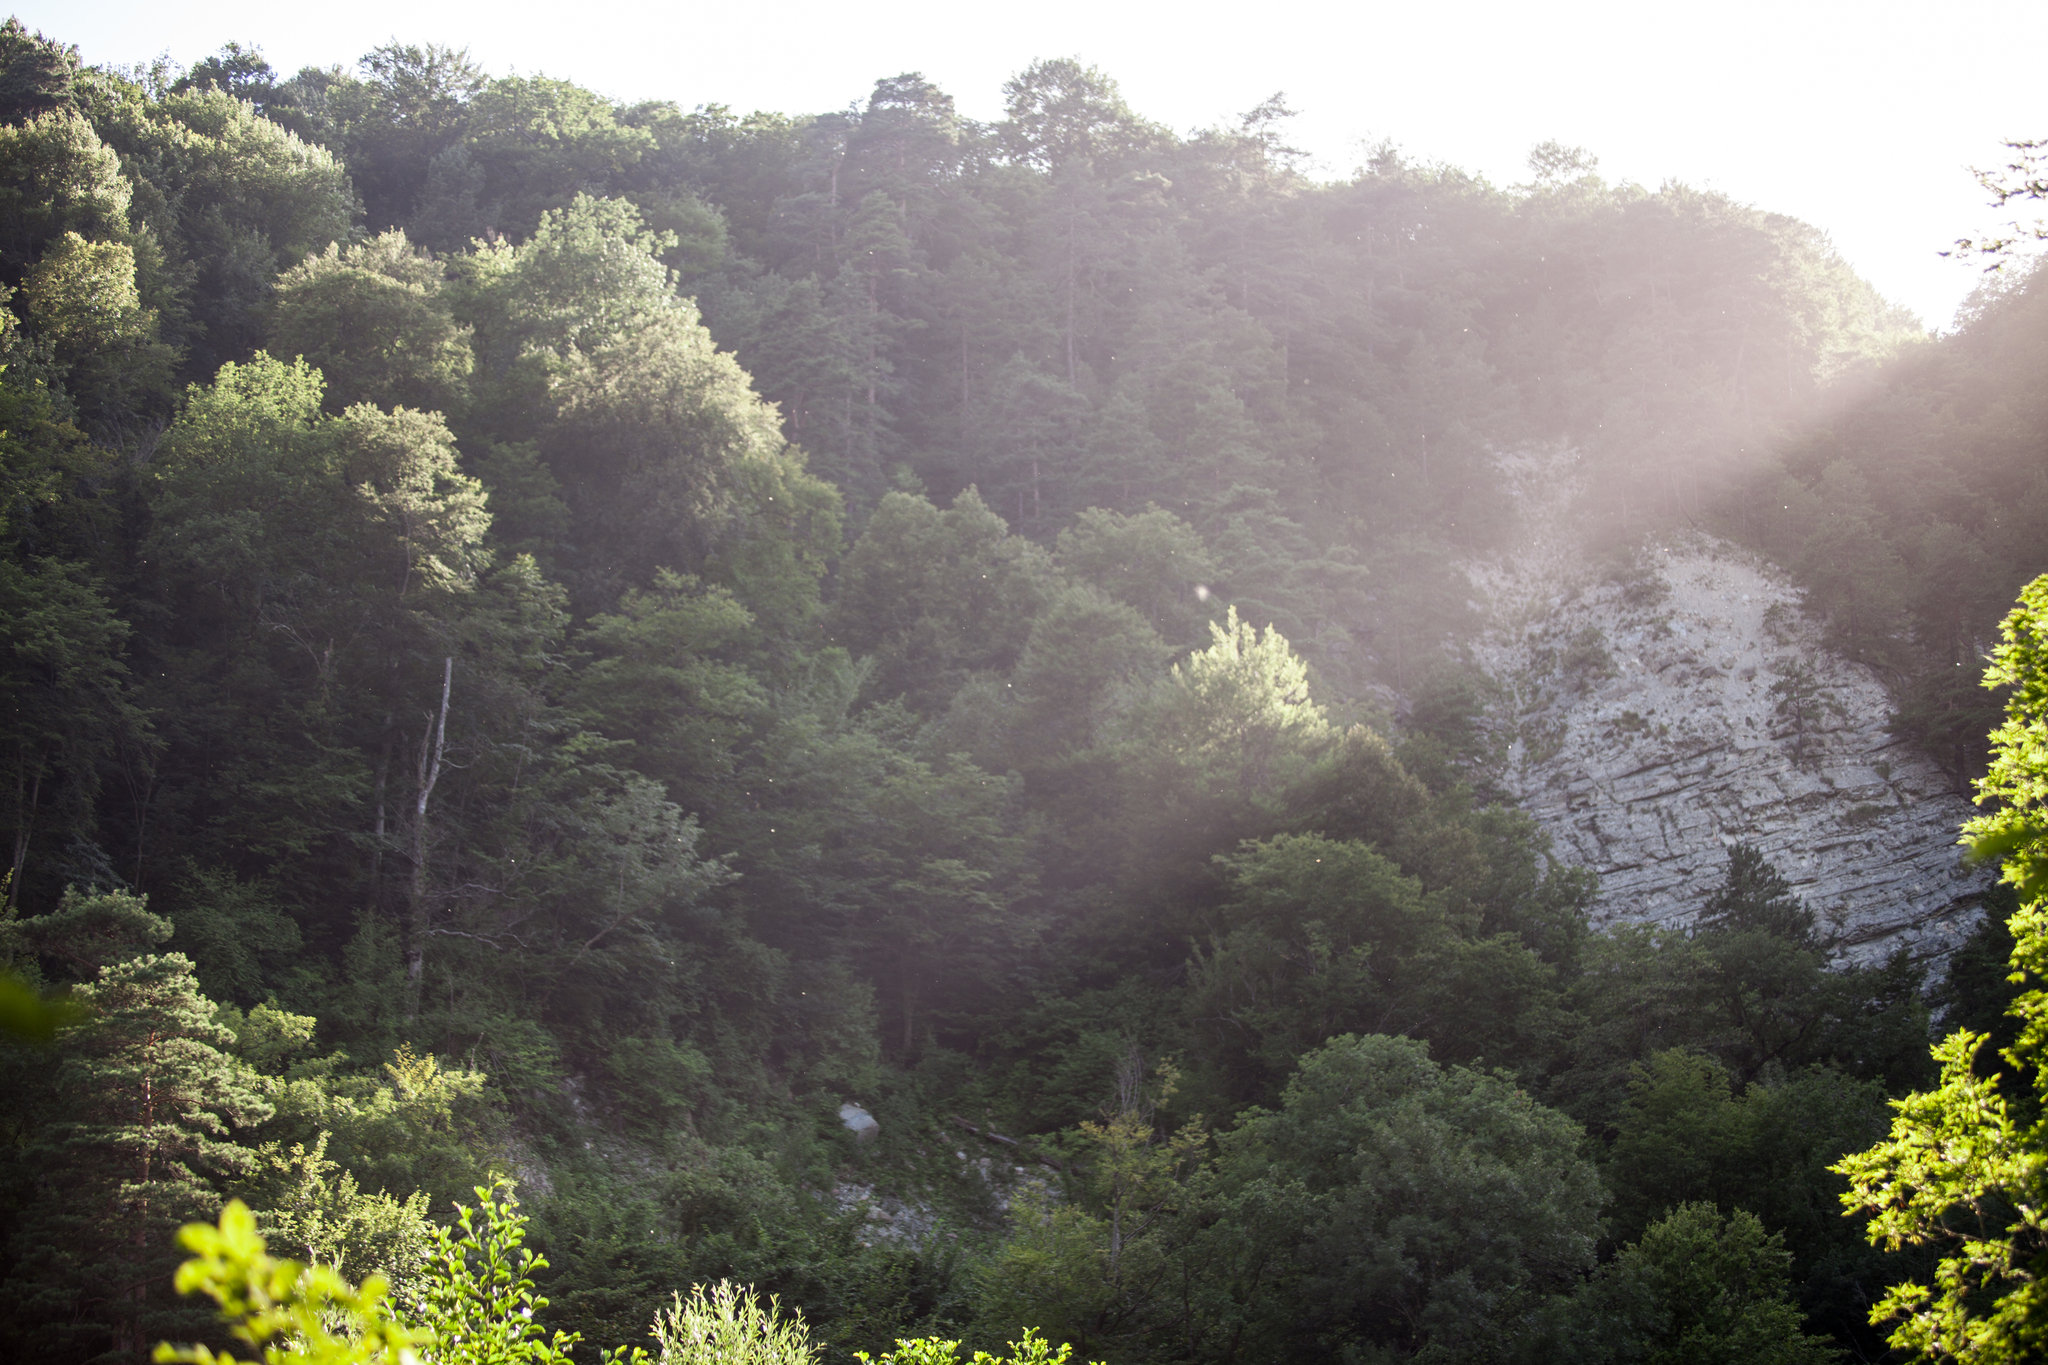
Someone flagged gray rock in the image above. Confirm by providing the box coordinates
[838,1101,879,1142]
[1465,448,1989,970]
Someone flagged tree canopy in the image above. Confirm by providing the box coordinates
[1,20,2044,1365]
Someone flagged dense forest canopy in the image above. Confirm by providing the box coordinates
[3,15,2048,1364]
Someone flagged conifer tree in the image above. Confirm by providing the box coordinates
[1700,842,1818,944]
[5,946,269,1362]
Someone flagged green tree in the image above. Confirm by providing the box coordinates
[1929,884,2031,1076]
[6,944,271,1362]
[171,43,281,108]
[1191,832,1563,1101]
[1125,605,1330,798]
[261,1044,497,1221]
[96,87,357,372]
[1072,381,1168,516]
[1946,138,2048,263]
[981,1047,1204,1356]
[3,884,171,975]
[1603,1049,1902,1347]
[0,211,146,921]
[0,19,87,126]
[445,76,654,245]
[1006,582,1167,765]
[1526,1203,1842,1365]
[464,193,834,617]
[156,1185,652,1365]
[163,866,303,1007]
[0,108,130,277]
[1833,573,2048,1363]
[408,1182,589,1364]
[22,229,177,428]
[1052,506,1214,650]
[139,354,489,880]
[1687,844,1841,1081]
[857,756,1028,1054]
[0,547,144,912]
[350,42,490,236]
[1701,843,1816,941]
[239,1132,434,1289]
[1552,846,1929,1131]
[255,42,476,236]
[268,231,474,414]
[573,569,766,814]
[831,488,1053,713]
[998,59,1152,388]
[1187,833,1428,1098]
[967,355,1086,536]
[1185,1033,1602,1363]
[154,1198,423,1365]
[1607,1050,1883,1247]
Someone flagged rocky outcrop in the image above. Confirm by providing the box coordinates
[839,1101,880,1142]
[1467,448,1989,968]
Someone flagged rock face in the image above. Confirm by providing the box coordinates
[839,1101,880,1142]
[1467,448,1989,967]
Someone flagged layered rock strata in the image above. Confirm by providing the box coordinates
[1466,448,1988,967]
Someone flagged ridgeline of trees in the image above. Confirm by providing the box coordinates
[3,15,2047,1364]
[1725,266,2048,788]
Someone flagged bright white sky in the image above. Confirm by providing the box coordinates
[22,0,2044,332]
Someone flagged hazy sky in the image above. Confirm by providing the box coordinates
[22,0,2044,331]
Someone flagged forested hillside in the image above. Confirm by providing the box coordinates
[3,16,2046,1365]
[1728,267,2048,786]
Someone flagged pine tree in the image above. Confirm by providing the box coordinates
[1700,842,1818,946]
[5,949,270,1363]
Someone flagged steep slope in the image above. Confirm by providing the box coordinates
[1468,447,1987,966]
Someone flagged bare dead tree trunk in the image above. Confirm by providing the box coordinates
[8,755,42,912]
[901,961,917,1055]
[370,722,392,912]
[1065,212,1079,387]
[404,660,451,1019]
[1106,1041,1153,1282]
[122,736,159,890]
[866,265,879,423]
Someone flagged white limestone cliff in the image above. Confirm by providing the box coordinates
[1465,447,1988,967]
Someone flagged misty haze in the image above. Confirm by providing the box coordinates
[4,15,2048,1365]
